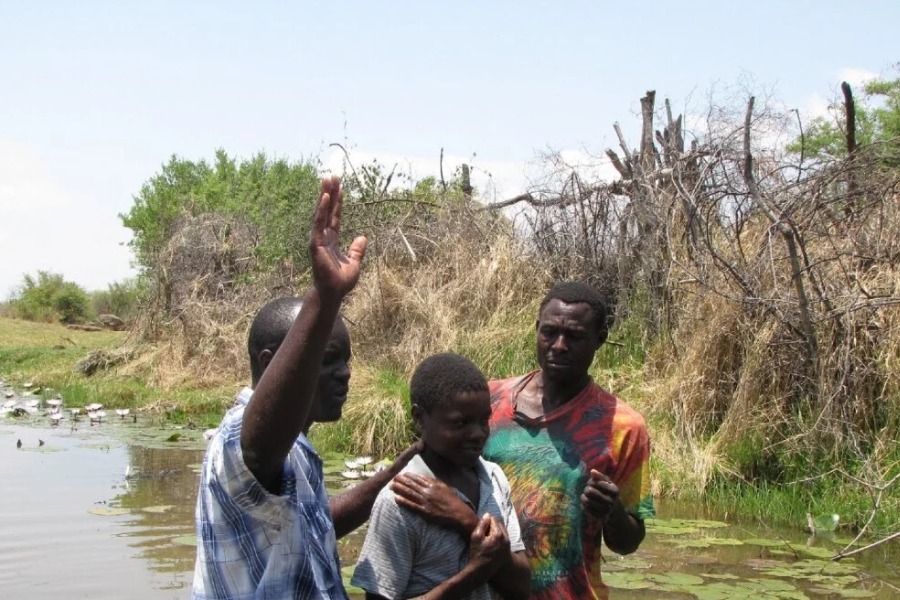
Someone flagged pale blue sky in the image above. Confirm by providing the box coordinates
[1,1,897,295]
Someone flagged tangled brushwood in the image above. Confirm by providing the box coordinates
[121,84,899,530]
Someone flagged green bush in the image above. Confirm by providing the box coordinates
[9,271,92,324]
[90,278,143,322]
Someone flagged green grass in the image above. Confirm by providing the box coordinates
[0,317,235,427]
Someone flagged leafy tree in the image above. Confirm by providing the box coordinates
[790,75,900,166]
[120,150,322,274]
[10,271,91,324]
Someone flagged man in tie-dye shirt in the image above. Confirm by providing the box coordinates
[393,281,654,599]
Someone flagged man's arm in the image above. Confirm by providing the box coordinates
[582,469,646,555]
[330,440,423,538]
[241,176,368,493]
[391,474,531,599]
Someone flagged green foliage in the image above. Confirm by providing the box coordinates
[789,76,900,165]
[120,150,321,273]
[9,271,92,324]
[90,278,143,321]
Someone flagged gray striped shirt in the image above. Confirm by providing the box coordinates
[351,455,525,599]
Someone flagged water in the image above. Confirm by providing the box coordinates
[1,418,897,599]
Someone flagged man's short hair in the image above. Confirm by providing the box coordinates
[410,353,489,413]
[247,297,303,383]
[539,281,610,343]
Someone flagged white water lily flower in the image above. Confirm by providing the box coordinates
[3,392,13,399]
[26,399,40,408]
[23,382,33,389]
[3,399,14,409]
[47,399,63,409]
[341,470,362,480]
[116,408,130,418]
[355,456,373,466]
[86,403,103,411]
[70,408,81,416]
[344,459,360,469]
[50,413,64,423]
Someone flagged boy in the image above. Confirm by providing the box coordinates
[351,353,531,599]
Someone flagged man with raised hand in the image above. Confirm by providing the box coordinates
[193,175,420,599]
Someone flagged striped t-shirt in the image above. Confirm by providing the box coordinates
[351,454,525,599]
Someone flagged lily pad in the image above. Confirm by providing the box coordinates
[807,587,875,598]
[603,571,654,590]
[89,507,130,516]
[143,505,175,514]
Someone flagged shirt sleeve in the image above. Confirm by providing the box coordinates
[492,464,526,553]
[611,412,656,520]
[351,490,419,599]
[205,414,296,525]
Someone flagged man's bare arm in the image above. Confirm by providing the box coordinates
[241,176,367,493]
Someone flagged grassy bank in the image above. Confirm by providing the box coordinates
[0,318,234,427]
[2,315,896,536]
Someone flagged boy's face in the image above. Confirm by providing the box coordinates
[415,390,491,468]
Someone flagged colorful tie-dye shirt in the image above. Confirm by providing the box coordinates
[483,372,655,600]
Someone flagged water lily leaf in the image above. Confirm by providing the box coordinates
[647,524,700,535]
[165,433,182,442]
[797,545,839,560]
[703,573,741,580]
[172,535,197,546]
[744,538,787,547]
[602,571,653,590]
[808,587,875,598]
[89,507,130,516]
[646,571,705,586]
[143,505,174,514]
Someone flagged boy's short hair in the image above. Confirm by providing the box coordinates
[410,353,489,413]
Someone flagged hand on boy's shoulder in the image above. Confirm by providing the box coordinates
[390,473,477,536]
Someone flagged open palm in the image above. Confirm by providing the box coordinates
[309,175,368,298]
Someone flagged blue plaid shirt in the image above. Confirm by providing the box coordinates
[193,388,348,599]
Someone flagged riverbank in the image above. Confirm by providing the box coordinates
[2,316,897,537]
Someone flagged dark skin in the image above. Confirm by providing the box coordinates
[240,175,422,539]
[368,391,530,600]
[394,299,645,557]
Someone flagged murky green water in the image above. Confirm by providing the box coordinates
[1,406,897,598]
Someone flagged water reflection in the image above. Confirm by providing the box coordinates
[113,445,205,574]
[1,418,897,599]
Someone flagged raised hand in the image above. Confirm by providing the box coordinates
[309,175,368,299]
[581,468,621,521]
[391,472,478,536]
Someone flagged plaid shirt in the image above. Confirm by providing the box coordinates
[193,388,347,600]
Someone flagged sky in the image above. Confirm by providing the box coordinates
[0,1,897,297]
